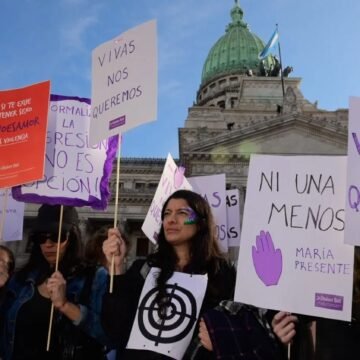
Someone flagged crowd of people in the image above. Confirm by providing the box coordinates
[0,190,359,359]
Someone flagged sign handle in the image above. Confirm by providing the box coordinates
[110,139,121,293]
[46,205,64,351]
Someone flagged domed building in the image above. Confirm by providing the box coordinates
[15,1,348,266]
[200,0,275,85]
[180,0,347,198]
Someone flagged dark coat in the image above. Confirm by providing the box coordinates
[101,258,236,360]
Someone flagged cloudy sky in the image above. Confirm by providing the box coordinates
[1,0,359,157]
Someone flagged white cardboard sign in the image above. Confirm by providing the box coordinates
[142,154,192,243]
[188,174,228,252]
[90,20,157,145]
[15,96,117,209]
[226,189,241,247]
[0,190,24,242]
[345,97,360,245]
[235,155,354,321]
[127,267,208,360]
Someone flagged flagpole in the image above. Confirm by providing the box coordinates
[276,24,286,101]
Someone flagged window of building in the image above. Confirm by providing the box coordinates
[231,97,237,108]
[218,101,225,109]
[135,182,146,190]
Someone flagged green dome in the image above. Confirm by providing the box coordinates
[201,1,274,85]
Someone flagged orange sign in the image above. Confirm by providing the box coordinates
[0,81,50,188]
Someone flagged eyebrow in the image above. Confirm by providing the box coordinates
[164,207,192,212]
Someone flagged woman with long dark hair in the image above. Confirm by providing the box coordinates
[0,204,110,360]
[102,190,236,359]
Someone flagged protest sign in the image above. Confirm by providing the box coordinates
[188,174,228,252]
[0,81,50,188]
[235,155,354,321]
[345,97,360,245]
[0,190,24,241]
[226,189,241,247]
[127,267,207,360]
[90,20,157,145]
[142,154,192,243]
[12,95,118,209]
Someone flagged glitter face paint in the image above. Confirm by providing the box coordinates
[183,207,199,225]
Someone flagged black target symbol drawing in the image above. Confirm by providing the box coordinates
[138,282,197,346]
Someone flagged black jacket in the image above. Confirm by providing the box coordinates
[102,258,236,359]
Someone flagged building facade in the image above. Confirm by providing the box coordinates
[9,1,348,267]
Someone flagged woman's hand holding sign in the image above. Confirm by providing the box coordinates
[102,228,127,275]
[271,311,298,345]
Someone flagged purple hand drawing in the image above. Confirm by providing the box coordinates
[174,166,185,189]
[252,230,283,286]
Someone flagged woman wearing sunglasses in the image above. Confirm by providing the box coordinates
[0,204,111,360]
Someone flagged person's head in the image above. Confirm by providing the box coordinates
[153,190,223,317]
[85,225,129,267]
[21,204,82,280]
[156,190,222,269]
[0,245,15,287]
[85,226,109,267]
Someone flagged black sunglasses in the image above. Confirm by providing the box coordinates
[34,230,70,244]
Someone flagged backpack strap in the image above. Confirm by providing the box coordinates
[140,262,151,280]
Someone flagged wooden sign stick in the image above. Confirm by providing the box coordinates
[110,142,121,293]
[46,205,64,351]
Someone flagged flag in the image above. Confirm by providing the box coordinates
[258,28,279,60]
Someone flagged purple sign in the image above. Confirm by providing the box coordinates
[315,293,344,311]
[109,115,126,130]
[12,94,119,210]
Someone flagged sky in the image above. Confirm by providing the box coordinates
[1,0,360,159]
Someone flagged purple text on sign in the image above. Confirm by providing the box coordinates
[109,115,126,130]
[315,293,343,311]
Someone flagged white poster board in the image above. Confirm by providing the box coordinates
[345,97,360,245]
[235,155,354,321]
[142,154,192,243]
[226,189,241,247]
[0,190,24,241]
[127,267,208,360]
[188,174,228,252]
[90,20,157,145]
[14,96,117,209]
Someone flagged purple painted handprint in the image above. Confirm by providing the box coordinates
[252,230,283,286]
